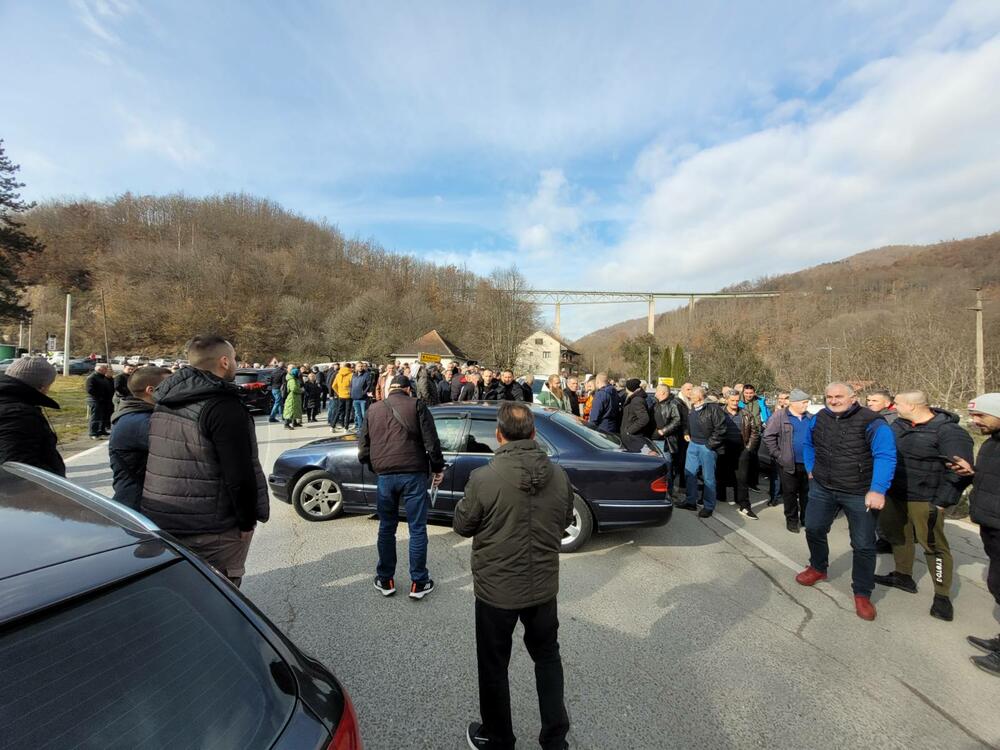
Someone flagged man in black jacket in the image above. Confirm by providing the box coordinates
[873,391,973,621]
[621,378,653,452]
[952,394,1000,674]
[565,376,581,416]
[269,363,286,423]
[679,386,726,517]
[112,363,135,409]
[85,364,115,439]
[0,357,65,476]
[359,375,445,599]
[141,336,270,587]
[454,402,573,750]
[495,369,526,402]
[109,366,170,510]
[653,384,682,480]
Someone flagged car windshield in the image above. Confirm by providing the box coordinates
[0,561,295,749]
[234,373,261,385]
[550,412,624,451]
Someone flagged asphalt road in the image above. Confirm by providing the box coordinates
[65,416,1000,749]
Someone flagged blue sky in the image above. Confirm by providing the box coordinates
[4,1,1000,337]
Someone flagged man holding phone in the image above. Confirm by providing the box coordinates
[873,391,974,621]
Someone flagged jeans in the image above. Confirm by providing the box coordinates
[269,388,283,420]
[332,397,353,429]
[656,441,673,480]
[475,597,570,750]
[804,481,877,596]
[684,442,718,511]
[376,472,430,583]
[327,396,338,425]
[353,398,368,430]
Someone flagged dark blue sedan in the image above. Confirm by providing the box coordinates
[268,403,672,552]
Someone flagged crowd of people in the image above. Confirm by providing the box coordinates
[3,339,1000,747]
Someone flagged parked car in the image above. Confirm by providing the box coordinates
[236,367,277,413]
[0,358,14,373]
[66,357,97,375]
[152,357,176,367]
[268,403,672,552]
[0,461,363,749]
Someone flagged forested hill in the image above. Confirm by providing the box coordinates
[3,193,528,362]
[572,232,1000,408]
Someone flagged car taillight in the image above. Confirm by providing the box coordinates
[328,691,363,750]
[650,475,669,494]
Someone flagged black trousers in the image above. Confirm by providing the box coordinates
[717,442,751,508]
[674,440,688,489]
[86,398,111,436]
[475,597,570,750]
[781,463,810,524]
[981,526,1000,618]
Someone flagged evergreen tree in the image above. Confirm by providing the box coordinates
[0,140,43,321]
[671,344,687,384]
[658,346,673,380]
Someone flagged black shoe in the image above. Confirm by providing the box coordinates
[873,571,918,594]
[875,538,894,554]
[766,498,781,507]
[967,634,1000,654]
[786,519,800,533]
[676,502,699,511]
[698,508,713,518]
[930,594,954,621]
[268,418,279,423]
[410,579,434,600]
[467,722,489,749]
[971,651,1000,676]
[738,507,759,520]
[284,423,292,430]
[374,576,395,596]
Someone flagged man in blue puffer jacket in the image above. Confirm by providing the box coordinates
[587,373,622,434]
[109,366,171,510]
[350,361,377,431]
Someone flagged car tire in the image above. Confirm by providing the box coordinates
[561,494,593,553]
[292,470,345,522]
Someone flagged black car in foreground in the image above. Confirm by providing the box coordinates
[0,462,363,750]
[236,367,277,413]
[268,403,673,552]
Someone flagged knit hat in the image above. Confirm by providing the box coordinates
[6,357,57,391]
[968,393,1000,418]
[625,378,642,392]
[789,389,810,402]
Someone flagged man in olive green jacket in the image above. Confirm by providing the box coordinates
[454,402,573,750]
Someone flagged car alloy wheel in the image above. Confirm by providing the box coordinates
[292,470,345,521]
[561,494,593,553]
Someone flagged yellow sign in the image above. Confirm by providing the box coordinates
[418,352,442,364]
[658,377,675,386]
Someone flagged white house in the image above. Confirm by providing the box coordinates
[515,330,581,375]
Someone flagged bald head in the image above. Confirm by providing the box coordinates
[595,372,608,387]
[894,390,932,421]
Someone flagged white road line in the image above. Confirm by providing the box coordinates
[64,443,109,463]
[709,512,804,574]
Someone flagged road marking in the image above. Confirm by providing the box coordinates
[64,443,108,463]
[710,512,804,574]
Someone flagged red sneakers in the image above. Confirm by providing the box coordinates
[854,595,876,621]
[795,566,828,586]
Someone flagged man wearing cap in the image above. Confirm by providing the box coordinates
[795,382,896,621]
[763,389,814,533]
[950,394,1000,674]
[0,357,65,476]
[359,375,446,600]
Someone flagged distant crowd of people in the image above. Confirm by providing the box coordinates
[2,340,1000,747]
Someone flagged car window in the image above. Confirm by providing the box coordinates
[551,411,623,451]
[234,372,261,386]
[434,417,467,452]
[0,561,295,750]
[463,419,499,453]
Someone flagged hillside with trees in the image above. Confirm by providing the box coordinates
[573,232,1000,409]
[0,193,538,365]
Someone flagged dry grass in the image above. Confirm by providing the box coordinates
[45,375,91,443]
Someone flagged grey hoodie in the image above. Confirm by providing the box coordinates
[453,439,574,609]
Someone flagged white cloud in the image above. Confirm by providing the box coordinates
[607,9,1000,294]
[119,109,211,167]
[510,169,589,255]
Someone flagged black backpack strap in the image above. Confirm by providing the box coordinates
[386,400,420,440]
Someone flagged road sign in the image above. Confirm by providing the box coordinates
[418,352,442,364]
[658,377,674,386]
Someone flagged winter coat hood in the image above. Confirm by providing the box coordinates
[0,374,60,410]
[893,408,960,431]
[492,439,555,495]
[154,367,241,408]
[111,396,153,425]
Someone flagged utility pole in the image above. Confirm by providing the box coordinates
[101,289,112,364]
[26,318,32,354]
[647,345,652,387]
[63,294,72,377]
[971,288,985,395]
[17,320,24,349]
[816,343,843,385]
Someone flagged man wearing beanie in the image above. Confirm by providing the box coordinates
[0,357,65,476]
[620,378,653,452]
[951,394,1000,674]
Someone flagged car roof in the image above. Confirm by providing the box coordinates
[431,402,557,417]
[0,464,158,581]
